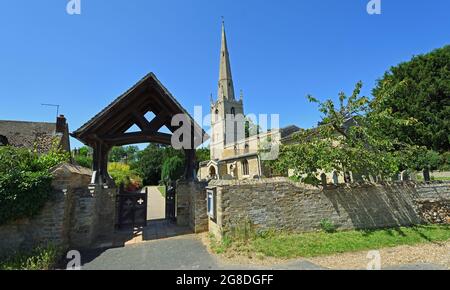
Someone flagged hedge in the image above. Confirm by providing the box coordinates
[0,169,52,225]
[0,146,69,225]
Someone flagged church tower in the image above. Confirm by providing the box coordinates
[210,21,245,160]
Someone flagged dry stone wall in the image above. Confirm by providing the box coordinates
[209,178,450,238]
[0,163,99,255]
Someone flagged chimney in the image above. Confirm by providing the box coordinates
[56,115,67,134]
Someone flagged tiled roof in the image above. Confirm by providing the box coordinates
[72,72,208,144]
[0,120,62,153]
[280,125,302,139]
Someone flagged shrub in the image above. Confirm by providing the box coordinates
[0,146,35,172]
[33,148,71,171]
[440,152,450,171]
[0,245,62,270]
[0,146,69,225]
[0,170,53,225]
[72,146,93,169]
[319,219,337,233]
[108,162,142,191]
[73,155,92,169]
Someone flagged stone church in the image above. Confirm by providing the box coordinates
[198,23,300,181]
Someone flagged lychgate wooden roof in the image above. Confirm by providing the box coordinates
[71,73,208,148]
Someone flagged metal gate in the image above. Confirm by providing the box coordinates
[117,188,148,229]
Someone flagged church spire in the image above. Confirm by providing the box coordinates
[218,20,235,101]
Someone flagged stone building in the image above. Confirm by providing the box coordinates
[198,22,300,181]
[0,115,71,153]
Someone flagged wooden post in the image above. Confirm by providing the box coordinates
[321,173,328,189]
[92,141,112,185]
[184,149,197,181]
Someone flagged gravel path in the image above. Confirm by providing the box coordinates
[308,241,450,270]
[146,186,165,221]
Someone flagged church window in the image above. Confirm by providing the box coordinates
[231,107,235,117]
[242,160,249,176]
[209,166,217,179]
[244,143,250,153]
[214,109,219,122]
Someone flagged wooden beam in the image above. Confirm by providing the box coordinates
[102,132,172,146]
[83,85,149,135]
[111,96,166,135]
[147,112,170,132]
[104,98,152,135]
[132,112,152,131]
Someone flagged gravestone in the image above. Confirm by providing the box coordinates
[332,171,339,186]
[423,168,431,182]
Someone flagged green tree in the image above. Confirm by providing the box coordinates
[132,144,164,185]
[371,45,450,152]
[196,147,210,163]
[73,146,93,169]
[109,146,139,163]
[161,156,185,184]
[270,82,415,184]
[132,144,184,185]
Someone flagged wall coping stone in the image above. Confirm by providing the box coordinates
[51,162,92,178]
[208,177,450,192]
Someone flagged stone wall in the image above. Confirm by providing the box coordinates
[0,163,96,255]
[176,180,208,233]
[209,178,450,239]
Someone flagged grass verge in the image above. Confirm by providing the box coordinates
[0,245,62,270]
[211,225,450,259]
[157,186,167,198]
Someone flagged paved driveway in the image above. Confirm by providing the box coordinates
[81,234,323,270]
[81,234,447,270]
[146,186,165,221]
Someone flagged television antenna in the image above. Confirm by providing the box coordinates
[41,104,61,118]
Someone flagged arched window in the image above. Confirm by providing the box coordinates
[231,107,236,117]
[230,165,237,177]
[244,143,250,153]
[214,109,219,122]
[209,166,217,179]
[242,160,249,176]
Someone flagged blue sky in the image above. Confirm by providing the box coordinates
[0,0,449,149]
